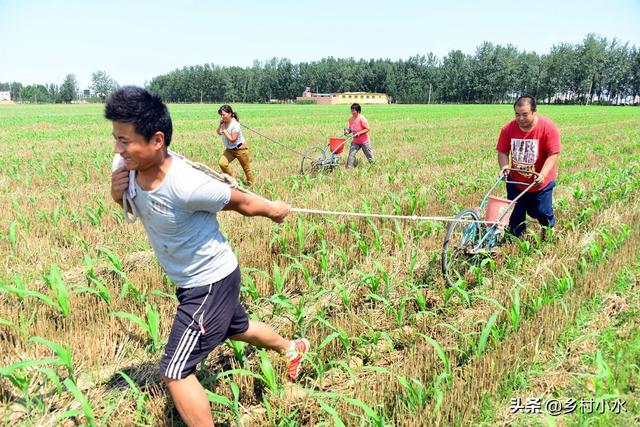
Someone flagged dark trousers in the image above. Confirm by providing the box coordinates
[506,181,556,237]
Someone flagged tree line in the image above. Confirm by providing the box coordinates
[147,34,639,105]
[0,71,118,104]
[3,34,639,105]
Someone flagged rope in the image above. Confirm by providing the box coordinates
[121,153,499,226]
[290,207,498,225]
[121,155,250,223]
[239,123,310,157]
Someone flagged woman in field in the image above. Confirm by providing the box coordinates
[217,105,254,186]
[345,102,375,168]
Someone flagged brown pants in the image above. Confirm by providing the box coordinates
[219,147,254,186]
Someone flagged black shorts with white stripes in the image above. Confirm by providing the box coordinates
[160,266,249,380]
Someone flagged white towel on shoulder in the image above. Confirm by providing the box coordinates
[111,154,137,199]
[111,150,184,199]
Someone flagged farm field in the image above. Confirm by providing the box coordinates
[1,103,639,426]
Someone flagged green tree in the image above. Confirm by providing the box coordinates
[133,34,640,104]
[90,70,118,101]
[516,51,544,99]
[630,47,640,102]
[19,84,55,103]
[59,74,79,103]
[440,50,473,102]
[576,34,608,104]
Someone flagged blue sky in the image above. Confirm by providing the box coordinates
[1,0,638,89]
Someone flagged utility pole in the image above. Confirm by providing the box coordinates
[428,83,432,104]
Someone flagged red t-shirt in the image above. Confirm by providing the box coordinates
[348,114,370,145]
[496,115,561,191]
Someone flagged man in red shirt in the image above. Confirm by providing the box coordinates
[496,95,561,239]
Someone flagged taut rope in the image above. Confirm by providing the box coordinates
[122,154,497,226]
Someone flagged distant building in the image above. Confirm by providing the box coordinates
[0,91,11,101]
[78,89,94,99]
[297,90,389,105]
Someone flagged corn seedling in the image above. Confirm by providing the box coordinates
[316,238,330,276]
[7,266,70,317]
[518,239,532,256]
[5,274,27,302]
[508,286,522,331]
[332,244,349,272]
[241,268,261,301]
[8,220,17,250]
[98,247,127,280]
[225,340,247,367]
[315,317,352,355]
[593,350,611,396]
[212,353,282,396]
[268,262,293,295]
[392,220,405,250]
[287,258,316,291]
[257,349,280,394]
[150,289,177,301]
[340,396,390,427]
[206,381,241,423]
[413,289,428,312]
[337,284,352,310]
[109,303,162,352]
[416,333,452,385]
[55,378,96,427]
[117,370,151,423]
[42,264,71,317]
[367,218,383,251]
[0,358,58,412]
[444,279,471,307]
[318,400,347,427]
[268,293,293,316]
[354,269,382,295]
[99,248,146,302]
[111,206,125,222]
[30,336,75,381]
[397,375,430,413]
[390,298,408,327]
[431,371,449,414]
[74,255,112,305]
[85,200,105,226]
[39,366,63,395]
[270,226,288,254]
[475,310,501,357]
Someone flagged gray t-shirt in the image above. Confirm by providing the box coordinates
[221,119,245,149]
[131,155,238,288]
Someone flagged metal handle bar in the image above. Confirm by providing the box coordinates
[502,167,541,185]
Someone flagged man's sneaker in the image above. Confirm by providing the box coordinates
[286,338,310,380]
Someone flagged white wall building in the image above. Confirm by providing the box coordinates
[0,91,11,101]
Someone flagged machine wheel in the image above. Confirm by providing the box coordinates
[441,208,482,287]
[300,147,327,175]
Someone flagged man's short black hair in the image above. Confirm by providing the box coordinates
[351,103,361,113]
[514,95,537,112]
[105,86,173,146]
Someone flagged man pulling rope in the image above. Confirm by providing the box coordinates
[107,86,310,427]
